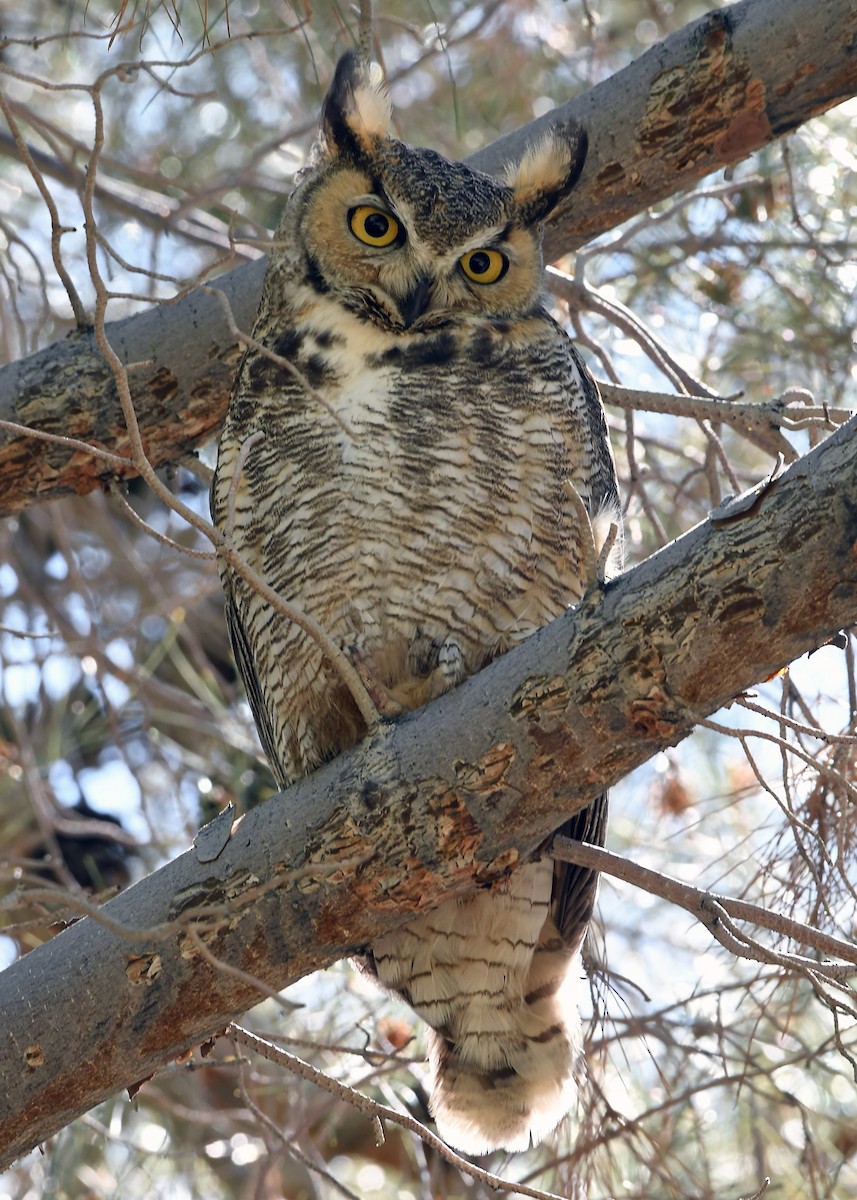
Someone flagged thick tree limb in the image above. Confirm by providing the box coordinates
[477,0,857,258]
[1,414,855,1168]
[1,0,856,515]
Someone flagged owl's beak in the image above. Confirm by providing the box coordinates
[399,276,432,328]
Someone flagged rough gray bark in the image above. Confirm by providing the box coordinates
[1,414,855,1169]
[1,0,856,515]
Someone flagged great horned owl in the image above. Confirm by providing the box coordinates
[212,52,620,1155]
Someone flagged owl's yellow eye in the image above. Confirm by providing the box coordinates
[349,205,401,247]
[459,248,508,284]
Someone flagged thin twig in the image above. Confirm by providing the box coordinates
[576,175,764,266]
[358,0,374,61]
[0,419,134,470]
[551,838,857,976]
[224,429,265,541]
[177,454,214,486]
[699,716,857,808]
[205,284,356,439]
[549,266,715,398]
[236,1058,366,1200]
[229,1024,575,1200]
[736,695,857,745]
[107,481,216,561]
[0,623,57,639]
[217,541,382,733]
[738,1178,771,1200]
[595,521,620,583]
[181,927,305,1018]
[0,87,88,326]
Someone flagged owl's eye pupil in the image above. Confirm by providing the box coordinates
[364,212,390,239]
[349,205,401,247]
[459,247,508,285]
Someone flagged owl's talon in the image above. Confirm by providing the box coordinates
[348,646,405,719]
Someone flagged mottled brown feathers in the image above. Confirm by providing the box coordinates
[212,51,619,1155]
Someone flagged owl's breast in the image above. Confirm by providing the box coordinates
[216,305,602,777]
[278,312,589,630]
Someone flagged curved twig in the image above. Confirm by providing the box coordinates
[229,1024,575,1200]
[551,838,857,978]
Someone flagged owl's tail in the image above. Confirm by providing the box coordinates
[425,938,585,1155]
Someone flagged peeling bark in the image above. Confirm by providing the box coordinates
[1,0,856,515]
[1,414,855,1168]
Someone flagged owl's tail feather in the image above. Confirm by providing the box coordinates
[425,954,584,1155]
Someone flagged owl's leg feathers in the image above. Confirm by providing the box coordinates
[347,645,406,718]
[348,633,468,717]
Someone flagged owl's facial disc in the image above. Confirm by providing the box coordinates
[346,199,431,326]
[292,55,590,334]
[299,165,547,329]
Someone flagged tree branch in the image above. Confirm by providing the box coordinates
[551,839,857,978]
[229,1024,570,1200]
[1,413,855,1168]
[1,0,855,515]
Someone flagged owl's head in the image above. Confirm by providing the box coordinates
[286,52,587,331]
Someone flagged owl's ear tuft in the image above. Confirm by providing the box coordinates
[507,122,588,226]
[321,51,393,160]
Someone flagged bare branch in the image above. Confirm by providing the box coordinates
[230,1025,572,1200]
[598,383,852,462]
[552,838,857,978]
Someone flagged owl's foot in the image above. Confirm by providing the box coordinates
[434,637,466,693]
[349,636,467,718]
[348,646,406,719]
[401,634,467,707]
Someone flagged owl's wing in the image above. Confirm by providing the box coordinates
[550,793,608,952]
[223,587,287,787]
[567,341,622,523]
[548,344,615,949]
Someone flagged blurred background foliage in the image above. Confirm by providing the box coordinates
[1,1,856,1198]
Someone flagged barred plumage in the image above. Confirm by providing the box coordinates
[212,51,620,1154]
